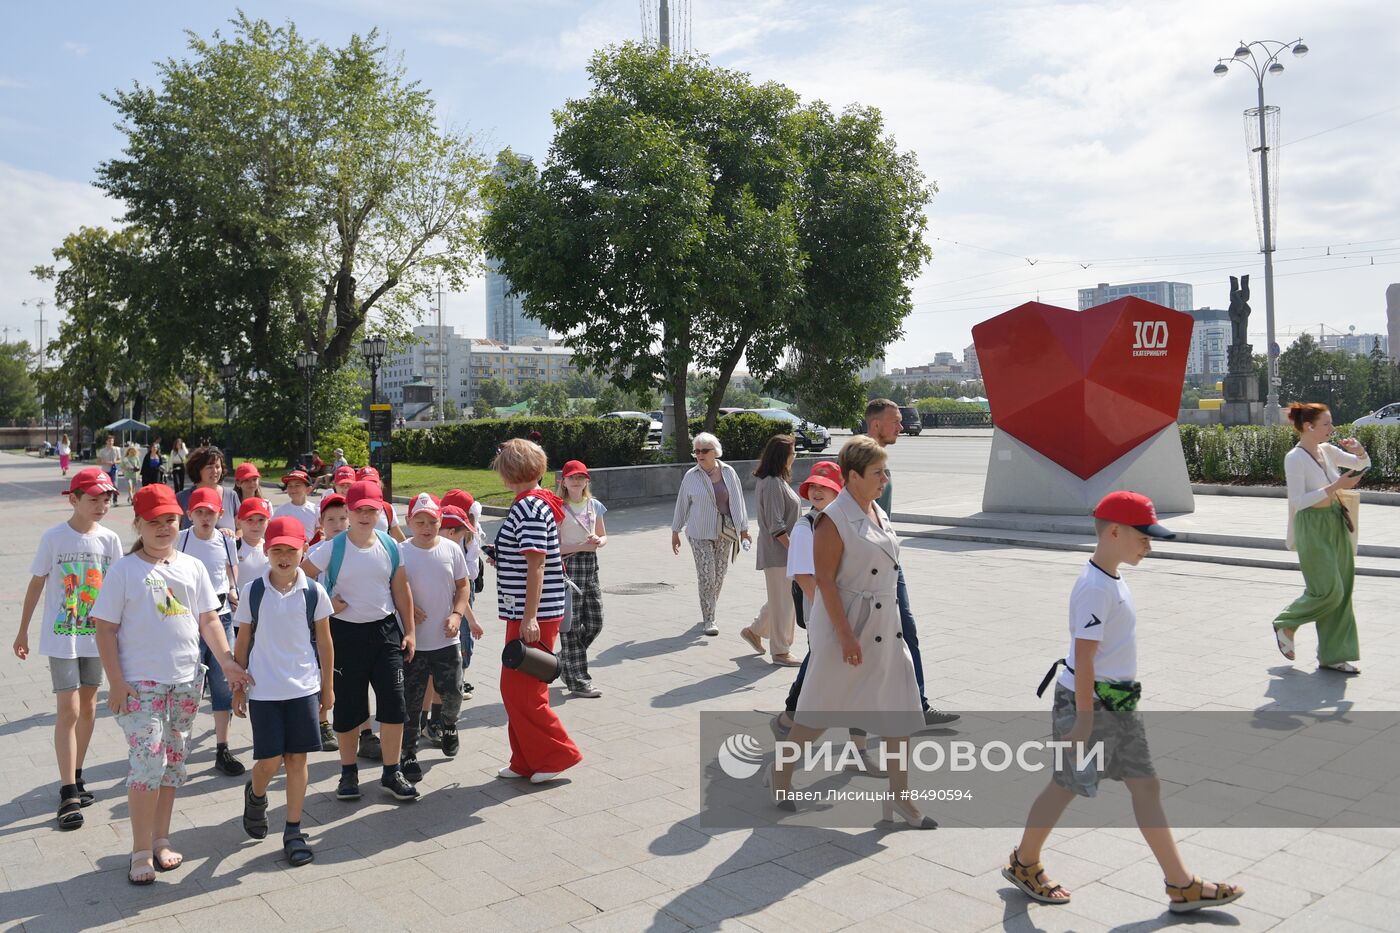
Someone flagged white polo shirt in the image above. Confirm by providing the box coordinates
[233,570,333,701]
[1058,560,1137,691]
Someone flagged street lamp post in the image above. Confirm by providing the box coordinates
[295,350,318,471]
[219,356,238,456]
[360,335,390,496]
[1214,37,1309,426]
[361,335,387,407]
[1313,369,1346,410]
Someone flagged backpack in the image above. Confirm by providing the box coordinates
[323,529,402,596]
[244,577,321,669]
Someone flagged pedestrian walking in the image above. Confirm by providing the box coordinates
[120,443,142,505]
[170,439,188,493]
[234,462,262,503]
[670,432,750,636]
[175,446,239,532]
[741,434,802,666]
[56,433,71,476]
[558,460,608,698]
[97,436,120,502]
[355,466,407,543]
[92,484,253,885]
[1274,402,1367,674]
[491,438,582,784]
[140,442,164,489]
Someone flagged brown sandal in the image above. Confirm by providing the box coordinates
[1002,849,1070,904]
[1165,875,1244,913]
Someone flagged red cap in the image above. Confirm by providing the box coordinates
[441,489,475,514]
[263,516,308,551]
[63,467,117,498]
[357,466,380,483]
[407,492,441,520]
[345,479,384,511]
[281,470,311,487]
[234,462,261,482]
[440,505,474,531]
[187,486,225,515]
[799,461,843,500]
[134,484,183,521]
[561,460,589,478]
[1092,491,1175,539]
[237,497,271,520]
[319,493,347,514]
[334,466,356,484]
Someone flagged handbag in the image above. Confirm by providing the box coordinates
[1336,489,1360,553]
[718,515,740,564]
[502,638,560,683]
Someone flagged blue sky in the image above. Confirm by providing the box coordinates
[4,0,1399,371]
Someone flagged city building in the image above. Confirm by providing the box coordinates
[486,154,549,344]
[380,325,576,417]
[933,351,956,367]
[1078,281,1193,313]
[1320,332,1389,357]
[1186,307,1231,380]
[887,360,976,387]
[858,358,886,382]
[963,344,981,379]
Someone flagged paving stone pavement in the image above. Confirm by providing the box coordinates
[2,452,1397,932]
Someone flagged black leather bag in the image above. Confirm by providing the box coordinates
[501,638,560,683]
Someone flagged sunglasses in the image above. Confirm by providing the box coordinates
[693,448,716,455]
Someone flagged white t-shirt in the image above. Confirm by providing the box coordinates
[374,503,400,534]
[176,528,238,598]
[237,540,269,594]
[1058,560,1137,691]
[273,500,320,540]
[56,441,70,456]
[97,446,119,467]
[233,570,333,701]
[90,551,220,684]
[398,538,469,652]
[29,522,125,659]
[559,498,608,548]
[785,512,817,580]
[306,534,396,623]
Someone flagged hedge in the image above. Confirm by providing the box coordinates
[390,417,649,469]
[689,412,794,461]
[1179,424,1400,486]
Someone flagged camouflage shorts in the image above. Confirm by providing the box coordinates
[1051,683,1155,797]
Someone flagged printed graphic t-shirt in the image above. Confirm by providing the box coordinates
[29,522,125,659]
[90,551,221,684]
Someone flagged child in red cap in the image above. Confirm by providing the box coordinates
[92,484,252,884]
[15,468,123,830]
[236,497,272,586]
[1006,491,1244,915]
[233,462,263,504]
[274,471,318,540]
[436,502,479,707]
[557,461,608,698]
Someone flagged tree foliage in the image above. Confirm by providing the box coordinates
[0,342,40,421]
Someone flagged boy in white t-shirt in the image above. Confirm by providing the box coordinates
[180,486,245,777]
[1006,492,1244,915]
[273,471,319,540]
[232,517,334,867]
[396,494,477,779]
[236,497,271,585]
[302,480,417,802]
[440,489,484,703]
[14,468,123,829]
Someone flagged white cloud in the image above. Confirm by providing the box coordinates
[0,76,25,89]
[62,41,88,57]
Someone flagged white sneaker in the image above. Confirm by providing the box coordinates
[703,625,719,636]
[529,771,561,784]
[496,767,525,779]
[569,685,603,698]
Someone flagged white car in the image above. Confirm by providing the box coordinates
[742,408,831,452]
[1354,403,1400,427]
[602,410,663,445]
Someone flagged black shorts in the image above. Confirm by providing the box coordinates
[330,615,406,733]
[249,693,322,760]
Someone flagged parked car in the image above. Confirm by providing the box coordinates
[743,408,830,452]
[1354,403,1400,427]
[601,410,663,446]
[898,406,923,436]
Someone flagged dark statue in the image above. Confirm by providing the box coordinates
[1227,274,1253,375]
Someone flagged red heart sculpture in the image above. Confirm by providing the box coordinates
[972,298,1194,480]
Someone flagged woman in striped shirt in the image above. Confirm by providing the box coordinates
[491,439,582,785]
[671,432,751,637]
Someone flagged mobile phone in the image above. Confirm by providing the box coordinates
[482,544,497,559]
[1345,468,1368,478]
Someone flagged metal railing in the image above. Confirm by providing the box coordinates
[921,411,993,428]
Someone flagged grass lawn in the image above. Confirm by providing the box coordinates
[244,458,514,505]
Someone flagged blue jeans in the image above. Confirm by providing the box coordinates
[460,587,475,670]
[199,610,235,713]
[896,569,928,711]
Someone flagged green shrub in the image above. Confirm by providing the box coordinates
[316,419,369,467]
[689,412,793,461]
[390,417,648,469]
[914,398,984,414]
[1179,423,1400,485]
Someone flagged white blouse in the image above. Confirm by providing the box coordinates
[1283,443,1369,550]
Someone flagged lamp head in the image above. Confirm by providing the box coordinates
[1234,43,1250,60]
[1213,62,1229,76]
[1292,41,1309,58]
[1268,61,1285,75]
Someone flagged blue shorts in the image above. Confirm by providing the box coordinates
[249,693,322,761]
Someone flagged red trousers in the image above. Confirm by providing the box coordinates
[502,619,582,777]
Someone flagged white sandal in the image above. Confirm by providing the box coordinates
[1274,627,1296,661]
[1320,661,1360,675]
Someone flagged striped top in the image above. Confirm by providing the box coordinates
[494,495,566,621]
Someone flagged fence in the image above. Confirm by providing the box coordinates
[921,411,992,428]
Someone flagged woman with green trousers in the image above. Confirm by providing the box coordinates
[1275,402,1366,674]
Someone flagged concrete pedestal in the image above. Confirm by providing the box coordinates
[982,425,1195,515]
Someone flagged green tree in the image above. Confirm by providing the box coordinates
[563,370,603,399]
[515,379,546,402]
[592,385,625,416]
[1368,337,1392,412]
[532,383,568,417]
[441,399,459,420]
[0,342,40,420]
[476,378,513,407]
[483,44,931,458]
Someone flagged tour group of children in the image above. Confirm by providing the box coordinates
[14,450,610,885]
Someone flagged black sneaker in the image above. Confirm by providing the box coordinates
[319,721,338,751]
[440,728,459,758]
[400,756,423,782]
[461,681,474,701]
[214,746,246,776]
[424,721,443,748]
[357,729,382,761]
[336,772,361,801]
[923,709,960,726]
[381,770,419,802]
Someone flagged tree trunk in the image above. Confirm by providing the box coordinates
[702,321,758,434]
[670,365,690,464]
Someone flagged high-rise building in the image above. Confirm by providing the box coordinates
[1186,307,1230,380]
[486,154,549,344]
[933,351,956,366]
[857,358,885,382]
[963,344,981,379]
[1320,332,1389,357]
[1078,281,1193,313]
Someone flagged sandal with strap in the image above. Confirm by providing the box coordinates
[152,837,183,872]
[1002,848,1070,904]
[1165,875,1244,913]
[128,850,156,886]
[283,832,314,867]
[1320,661,1361,675]
[1274,626,1296,661]
[242,782,269,839]
[57,793,84,831]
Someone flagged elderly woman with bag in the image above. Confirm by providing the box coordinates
[1274,402,1367,674]
[671,432,751,637]
[740,434,802,666]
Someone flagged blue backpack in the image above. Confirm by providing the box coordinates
[245,577,321,668]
